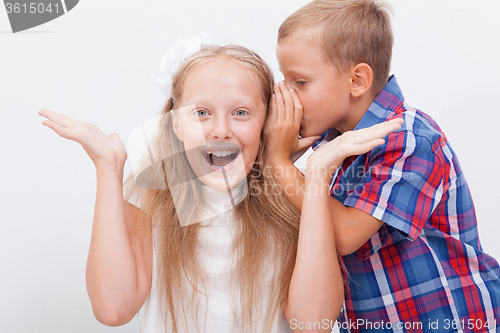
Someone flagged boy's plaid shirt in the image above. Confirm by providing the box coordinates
[312,76,500,332]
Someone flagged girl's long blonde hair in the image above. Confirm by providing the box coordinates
[125,45,300,332]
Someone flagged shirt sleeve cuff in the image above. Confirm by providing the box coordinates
[344,194,420,241]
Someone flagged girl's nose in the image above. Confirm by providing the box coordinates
[210,115,232,140]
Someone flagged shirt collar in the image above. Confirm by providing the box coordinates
[311,75,404,151]
[353,75,404,131]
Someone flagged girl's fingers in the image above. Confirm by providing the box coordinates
[39,109,78,129]
[309,118,403,170]
[42,119,76,140]
[354,118,403,144]
[354,138,386,155]
[320,118,401,152]
[109,132,121,142]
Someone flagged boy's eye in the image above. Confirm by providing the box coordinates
[296,80,307,87]
[234,110,248,116]
[196,110,209,116]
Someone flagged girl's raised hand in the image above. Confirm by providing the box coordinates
[39,109,127,171]
[306,118,404,180]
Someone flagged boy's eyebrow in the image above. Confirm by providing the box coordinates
[281,68,308,77]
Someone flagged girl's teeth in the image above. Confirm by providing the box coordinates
[211,150,236,157]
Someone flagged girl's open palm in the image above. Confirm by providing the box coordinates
[306,118,404,179]
[39,109,127,170]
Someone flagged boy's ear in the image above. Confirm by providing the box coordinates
[349,63,373,98]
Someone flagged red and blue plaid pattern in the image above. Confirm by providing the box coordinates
[312,76,500,332]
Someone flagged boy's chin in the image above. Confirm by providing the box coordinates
[300,128,321,139]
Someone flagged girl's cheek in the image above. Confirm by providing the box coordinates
[240,125,262,152]
[180,125,206,150]
[238,121,262,138]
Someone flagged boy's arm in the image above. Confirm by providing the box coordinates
[270,155,383,256]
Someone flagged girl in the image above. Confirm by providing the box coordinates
[39,44,402,332]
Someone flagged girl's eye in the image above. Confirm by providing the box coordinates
[296,80,307,87]
[234,110,248,116]
[196,110,209,117]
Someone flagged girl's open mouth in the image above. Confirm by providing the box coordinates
[202,149,241,168]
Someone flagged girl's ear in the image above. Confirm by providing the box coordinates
[171,109,184,142]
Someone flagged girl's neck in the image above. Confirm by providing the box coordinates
[200,181,247,222]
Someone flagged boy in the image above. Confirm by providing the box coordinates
[265,0,500,331]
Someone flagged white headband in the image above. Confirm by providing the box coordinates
[152,32,212,99]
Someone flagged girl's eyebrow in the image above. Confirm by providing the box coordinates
[186,96,258,108]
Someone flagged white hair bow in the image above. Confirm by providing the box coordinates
[152,33,212,99]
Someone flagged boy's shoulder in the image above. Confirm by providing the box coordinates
[390,105,448,155]
[314,76,451,159]
[363,75,449,155]
[364,105,452,179]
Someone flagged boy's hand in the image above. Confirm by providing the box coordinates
[39,109,127,171]
[306,118,404,180]
[264,81,320,163]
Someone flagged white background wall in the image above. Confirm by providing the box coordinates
[1,1,499,332]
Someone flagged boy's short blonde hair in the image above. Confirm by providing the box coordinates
[278,0,393,93]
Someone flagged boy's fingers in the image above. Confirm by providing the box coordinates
[279,82,294,121]
[39,109,77,129]
[297,136,321,150]
[291,136,322,162]
[274,83,286,121]
[289,88,303,124]
[268,93,278,123]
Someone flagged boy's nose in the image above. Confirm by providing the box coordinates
[210,115,232,140]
